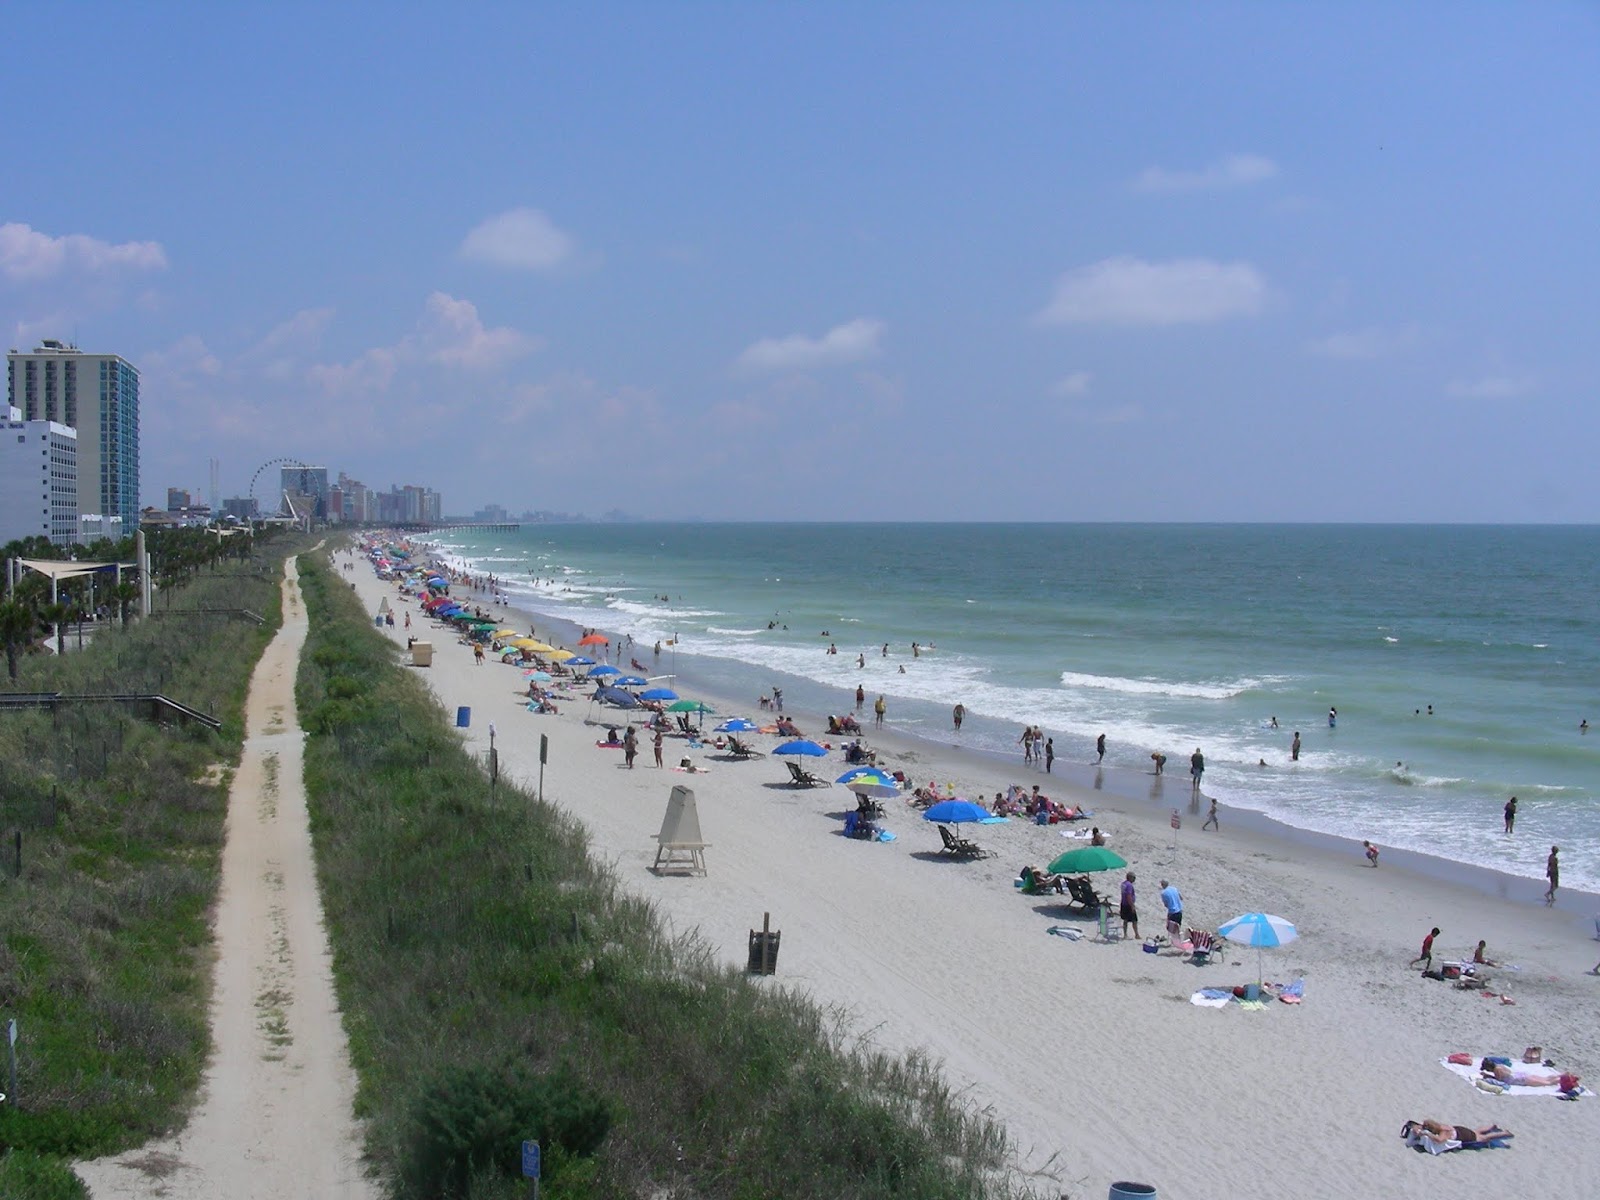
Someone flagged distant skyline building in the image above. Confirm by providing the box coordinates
[6,339,140,529]
[167,487,193,511]
[1,403,79,546]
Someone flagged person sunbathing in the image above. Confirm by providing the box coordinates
[1403,1119,1511,1148]
[1020,865,1066,894]
[1480,1061,1568,1088]
[775,718,803,737]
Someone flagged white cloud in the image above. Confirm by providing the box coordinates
[417,292,539,370]
[735,318,885,372]
[1037,257,1266,326]
[1306,325,1421,360]
[459,208,575,270]
[308,292,537,394]
[0,222,167,281]
[1133,153,1279,193]
[1051,371,1092,397]
[1447,374,1536,400]
[142,335,222,380]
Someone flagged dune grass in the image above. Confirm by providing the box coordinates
[0,541,296,1196]
[298,553,1039,1199]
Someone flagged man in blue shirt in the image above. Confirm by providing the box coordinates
[1159,879,1184,941]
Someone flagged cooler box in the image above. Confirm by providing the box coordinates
[456,706,471,728]
[411,641,433,667]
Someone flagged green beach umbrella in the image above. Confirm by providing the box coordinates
[666,699,714,713]
[1046,845,1127,876]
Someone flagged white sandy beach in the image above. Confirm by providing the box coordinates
[351,552,1599,1199]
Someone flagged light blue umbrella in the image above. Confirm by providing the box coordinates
[921,799,990,824]
[641,687,679,702]
[716,717,760,733]
[773,739,827,757]
[836,766,896,785]
[588,664,621,678]
[1218,912,1299,984]
[524,670,553,682]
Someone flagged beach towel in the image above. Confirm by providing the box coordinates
[1402,1127,1512,1155]
[1058,828,1106,841]
[1439,1057,1593,1098]
[1189,990,1232,1008]
[876,830,897,842]
[1045,925,1083,941]
[1278,978,1305,1004]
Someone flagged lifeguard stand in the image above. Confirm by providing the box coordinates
[652,785,709,875]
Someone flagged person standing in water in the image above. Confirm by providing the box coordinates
[1328,707,1337,727]
[1546,846,1560,905]
[952,703,965,731]
[855,683,865,711]
[1189,748,1205,791]
[873,694,887,727]
[1096,733,1106,764]
[1291,731,1301,761]
[1504,796,1517,834]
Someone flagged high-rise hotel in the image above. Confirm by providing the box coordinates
[6,339,140,528]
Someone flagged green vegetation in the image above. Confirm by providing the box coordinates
[0,534,296,1195]
[297,555,1034,1199]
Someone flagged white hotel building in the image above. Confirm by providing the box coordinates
[1,404,79,546]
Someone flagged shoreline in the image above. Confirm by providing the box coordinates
[456,561,1600,923]
[358,545,1600,1198]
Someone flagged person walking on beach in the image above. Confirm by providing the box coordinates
[874,695,886,728]
[1203,796,1219,831]
[1019,726,1034,766]
[1119,872,1139,940]
[1045,737,1054,773]
[653,729,664,768]
[855,684,865,712]
[1546,846,1560,905]
[1095,733,1106,764]
[952,703,965,731]
[1411,927,1440,971]
[1189,748,1205,792]
[773,687,783,712]
[473,642,485,665]
[1291,731,1301,761]
[1504,796,1517,834]
[1159,879,1184,941]
[623,725,637,769]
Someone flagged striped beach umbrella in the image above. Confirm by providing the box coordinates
[1218,912,1298,984]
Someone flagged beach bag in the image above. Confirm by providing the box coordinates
[1447,1052,1474,1065]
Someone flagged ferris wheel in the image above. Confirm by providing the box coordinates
[248,457,313,518]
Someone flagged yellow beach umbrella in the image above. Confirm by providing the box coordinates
[523,641,556,653]
[494,628,521,638]
[546,649,575,662]
[507,637,539,649]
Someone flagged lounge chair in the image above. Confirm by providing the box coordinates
[1064,875,1108,912]
[842,811,876,839]
[854,796,886,819]
[785,761,827,788]
[1019,867,1066,895]
[937,824,991,858]
[1186,929,1223,965]
[727,736,762,759]
[675,714,695,735]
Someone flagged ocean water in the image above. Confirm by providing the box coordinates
[429,523,1600,893]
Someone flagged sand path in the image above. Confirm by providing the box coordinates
[77,556,375,1200]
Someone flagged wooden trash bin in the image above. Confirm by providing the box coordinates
[747,912,780,975]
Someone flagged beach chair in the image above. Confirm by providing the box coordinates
[1064,875,1108,912]
[785,761,827,788]
[1186,929,1223,965]
[842,811,874,839]
[727,735,761,759]
[675,714,695,735]
[937,824,990,858]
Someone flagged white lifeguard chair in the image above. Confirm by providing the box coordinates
[652,785,709,876]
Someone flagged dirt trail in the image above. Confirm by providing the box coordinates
[78,556,376,1199]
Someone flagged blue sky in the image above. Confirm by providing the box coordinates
[4,3,1597,521]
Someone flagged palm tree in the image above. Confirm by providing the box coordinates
[111,581,140,628]
[39,601,72,657]
[0,600,40,681]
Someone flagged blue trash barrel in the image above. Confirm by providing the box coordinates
[1109,1185,1157,1200]
[456,706,471,728]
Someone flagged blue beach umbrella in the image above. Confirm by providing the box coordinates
[716,717,760,733]
[616,675,648,687]
[588,664,621,678]
[594,686,640,708]
[773,739,827,757]
[836,766,896,786]
[566,655,596,667]
[921,799,990,824]
[641,687,679,702]
[1218,912,1299,985]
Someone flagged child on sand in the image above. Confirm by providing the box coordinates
[1410,927,1440,970]
[1363,840,1380,867]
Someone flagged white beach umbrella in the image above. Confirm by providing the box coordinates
[1218,912,1298,985]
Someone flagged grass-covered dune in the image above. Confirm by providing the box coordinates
[0,545,294,1199]
[297,553,1035,1200]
